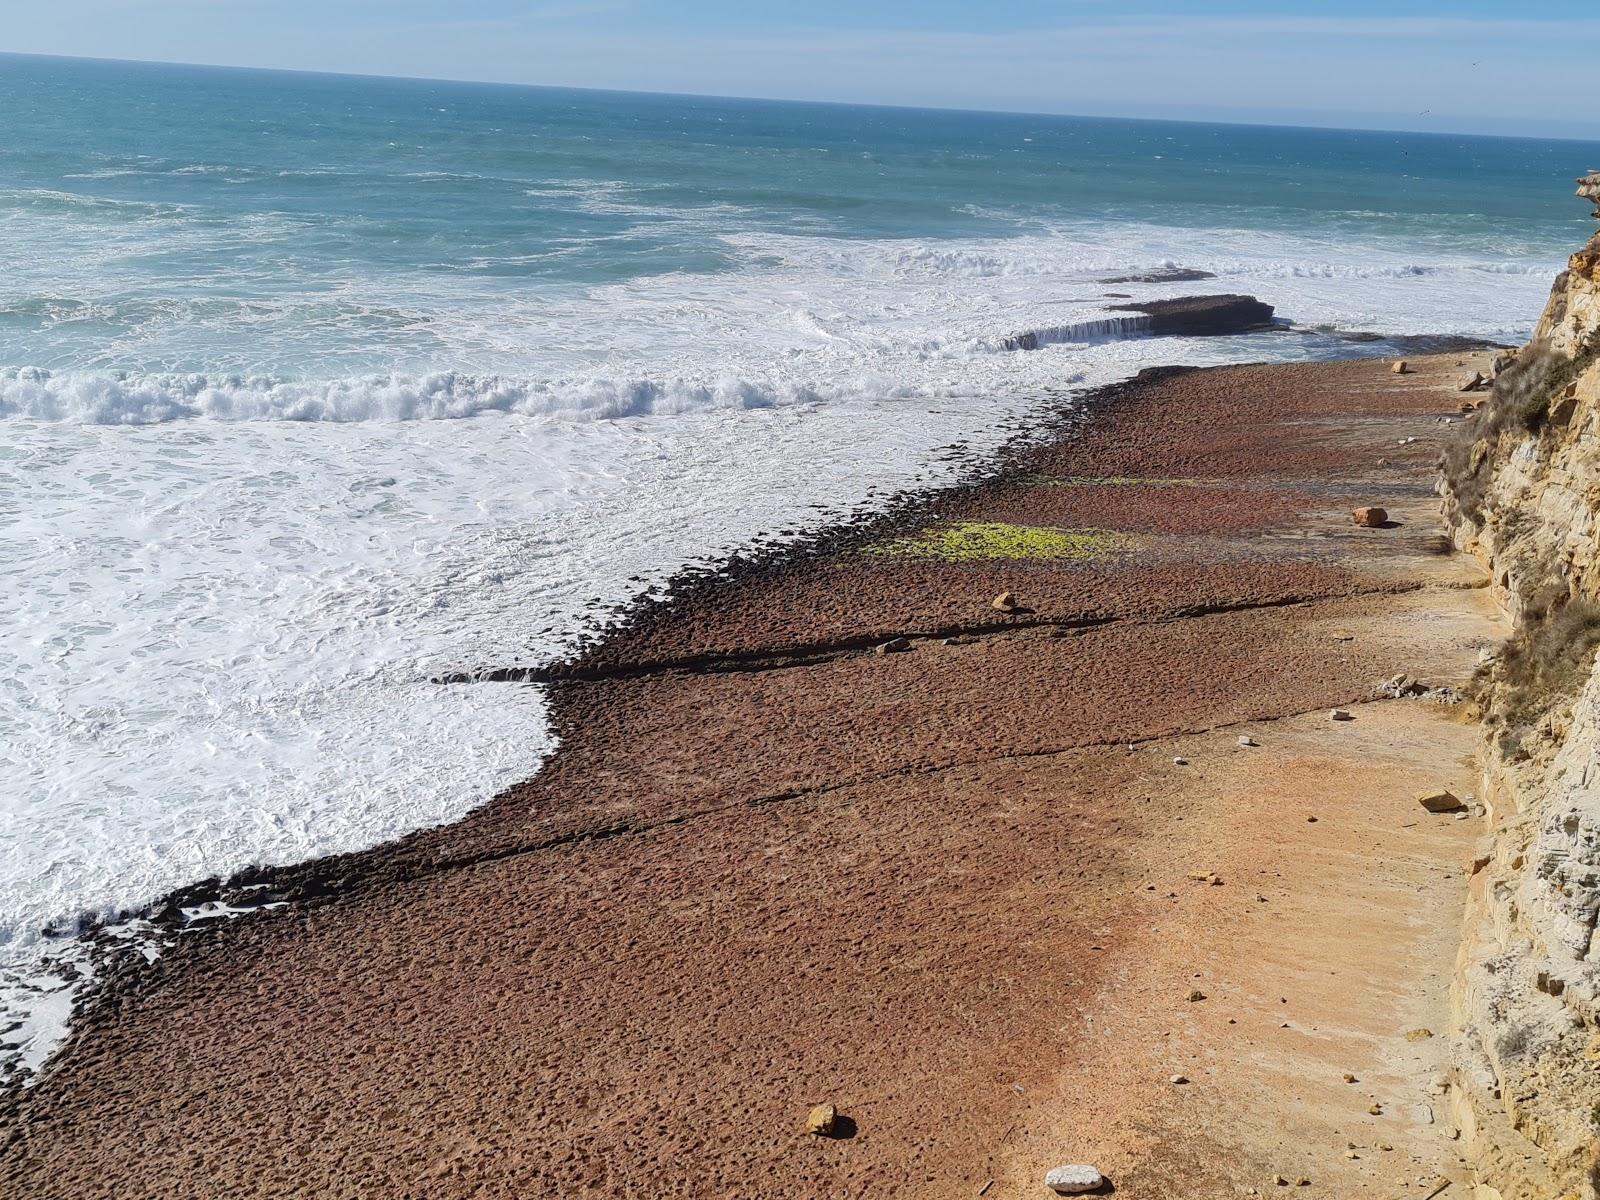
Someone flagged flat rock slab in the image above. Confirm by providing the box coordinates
[1045,1163,1106,1194]
[1108,293,1276,336]
[0,354,1502,1200]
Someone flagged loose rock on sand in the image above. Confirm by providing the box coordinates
[1044,1164,1105,1194]
[1416,789,1464,814]
[805,1104,839,1136]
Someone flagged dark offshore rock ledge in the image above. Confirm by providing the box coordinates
[1096,267,1218,284]
[1108,293,1277,337]
[1001,293,1277,351]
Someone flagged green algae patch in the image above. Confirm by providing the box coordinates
[865,521,1132,563]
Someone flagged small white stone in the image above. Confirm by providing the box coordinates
[1045,1164,1105,1194]
[1330,709,1353,721]
[1173,756,1189,766]
[1238,735,1257,747]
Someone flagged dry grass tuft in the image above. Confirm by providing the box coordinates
[1477,598,1600,733]
[1443,339,1597,525]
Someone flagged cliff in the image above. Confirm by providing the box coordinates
[1440,173,1600,1200]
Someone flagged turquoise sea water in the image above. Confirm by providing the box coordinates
[2,52,1596,1084]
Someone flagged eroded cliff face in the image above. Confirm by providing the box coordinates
[1441,176,1600,1200]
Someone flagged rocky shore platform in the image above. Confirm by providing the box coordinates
[1,350,1509,1198]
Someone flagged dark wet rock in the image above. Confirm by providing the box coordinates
[1098,267,1217,284]
[1107,294,1276,337]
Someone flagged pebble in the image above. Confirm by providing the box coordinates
[1173,756,1190,766]
[1044,1164,1105,1195]
[1170,1074,1189,1085]
[1186,989,1207,1002]
[1330,709,1353,721]
[1238,735,1257,747]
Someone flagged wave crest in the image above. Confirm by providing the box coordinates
[0,367,899,425]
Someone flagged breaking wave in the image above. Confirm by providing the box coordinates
[989,314,1154,351]
[0,366,942,425]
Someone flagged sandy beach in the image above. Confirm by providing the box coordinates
[0,347,1511,1197]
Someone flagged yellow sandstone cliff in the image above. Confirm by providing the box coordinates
[1441,173,1600,1200]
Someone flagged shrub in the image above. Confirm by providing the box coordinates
[1443,337,1598,525]
[1478,598,1600,731]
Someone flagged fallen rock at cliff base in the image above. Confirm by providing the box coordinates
[1457,371,1487,393]
[991,591,1018,613]
[1352,506,1388,527]
[1416,789,1464,814]
[805,1104,839,1136]
[875,637,911,655]
[1392,360,1410,374]
[1044,1164,1105,1194]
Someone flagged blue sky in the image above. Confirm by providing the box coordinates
[7,1,1600,138]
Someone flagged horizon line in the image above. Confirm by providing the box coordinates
[7,48,1600,148]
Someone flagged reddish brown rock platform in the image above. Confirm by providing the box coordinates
[0,352,1505,1199]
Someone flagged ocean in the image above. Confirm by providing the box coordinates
[1,50,1594,1082]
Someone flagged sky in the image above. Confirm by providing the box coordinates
[6,1,1600,139]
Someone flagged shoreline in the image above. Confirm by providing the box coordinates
[2,345,1509,1196]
